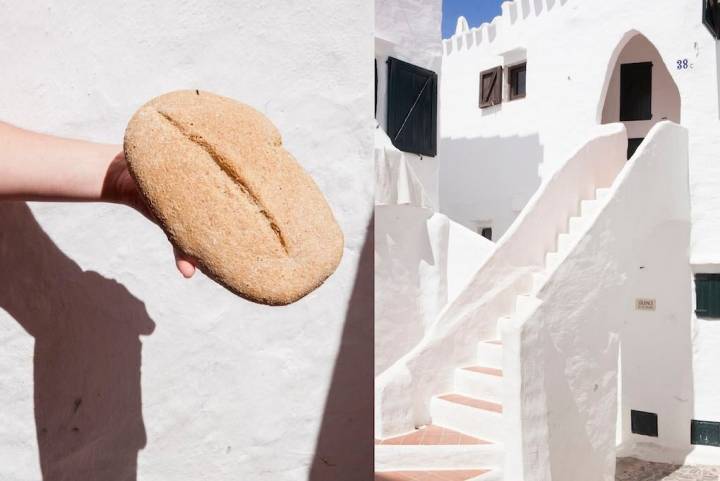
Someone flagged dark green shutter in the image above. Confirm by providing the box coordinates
[386,57,438,157]
[695,274,720,318]
[691,420,720,446]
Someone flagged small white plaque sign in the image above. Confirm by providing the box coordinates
[635,298,656,311]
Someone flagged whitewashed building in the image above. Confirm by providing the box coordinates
[376,0,720,480]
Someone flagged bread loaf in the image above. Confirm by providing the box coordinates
[123,90,343,305]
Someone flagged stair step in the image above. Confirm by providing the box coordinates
[375,425,503,471]
[596,187,611,200]
[514,294,536,315]
[374,469,493,481]
[580,199,599,216]
[455,366,503,403]
[376,425,492,446]
[476,340,503,369]
[556,232,573,253]
[545,251,562,271]
[431,394,503,441]
[532,273,547,292]
[568,216,585,234]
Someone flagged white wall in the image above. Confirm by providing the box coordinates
[0,2,373,480]
[375,0,442,136]
[447,220,494,303]
[505,122,690,481]
[374,0,446,378]
[440,132,542,238]
[375,205,449,375]
[374,208,493,376]
[601,34,682,140]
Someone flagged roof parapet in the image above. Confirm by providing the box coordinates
[443,0,568,56]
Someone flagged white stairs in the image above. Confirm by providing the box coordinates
[375,187,610,481]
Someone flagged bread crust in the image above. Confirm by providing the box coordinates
[123,90,343,305]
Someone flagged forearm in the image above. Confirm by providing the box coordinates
[0,121,121,202]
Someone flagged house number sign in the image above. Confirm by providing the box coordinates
[676,58,694,70]
[635,298,656,311]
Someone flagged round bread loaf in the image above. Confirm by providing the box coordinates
[123,90,343,305]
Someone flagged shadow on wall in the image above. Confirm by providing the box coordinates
[717,41,720,120]
[0,203,154,481]
[438,134,543,240]
[375,205,443,375]
[309,215,373,481]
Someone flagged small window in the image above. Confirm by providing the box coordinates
[479,66,503,108]
[691,419,720,446]
[386,57,438,157]
[695,274,720,318]
[631,410,658,437]
[480,227,493,241]
[508,63,527,101]
[627,138,644,160]
[704,0,719,39]
[620,62,653,121]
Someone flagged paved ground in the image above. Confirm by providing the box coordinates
[617,458,720,481]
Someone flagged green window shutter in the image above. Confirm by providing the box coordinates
[386,57,438,157]
[695,274,720,318]
[691,419,720,447]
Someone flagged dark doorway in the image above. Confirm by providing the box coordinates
[627,138,644,160]
[620,62,653,121]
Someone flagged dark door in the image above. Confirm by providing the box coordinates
[620,62,653,121]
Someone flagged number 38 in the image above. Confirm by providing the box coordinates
[677,59,690,70]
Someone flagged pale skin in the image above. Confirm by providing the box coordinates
[0,121,197,278]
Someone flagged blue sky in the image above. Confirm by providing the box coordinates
[442,0,505,38]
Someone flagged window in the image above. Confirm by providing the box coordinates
[627,138,644,160]
[479,66,502,108]
[704,0,720,39]
[631,410,658,437]
[692,419,720,446]
[620,62,653,121]
[480,227,493,241]
[695,274,720,318]
[386,57,437,157]
[508,62,527,101]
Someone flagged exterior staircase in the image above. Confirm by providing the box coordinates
[375,187,612,481]
[377,122,688,481]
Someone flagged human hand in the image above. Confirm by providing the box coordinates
[103,151,197,278]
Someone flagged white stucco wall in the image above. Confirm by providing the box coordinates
[504,122,690,481]
[375,205,449,375]
[447,220,494,303]
[0,2,373,480]
[374,0,447,378]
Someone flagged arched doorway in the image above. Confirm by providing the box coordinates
[600,32,681,159]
